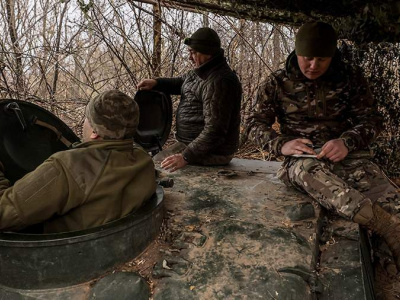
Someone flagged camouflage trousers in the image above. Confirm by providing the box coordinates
[153,141,233,166]
[277,156,399,220]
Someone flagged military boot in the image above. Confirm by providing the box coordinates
[355,203,400,270]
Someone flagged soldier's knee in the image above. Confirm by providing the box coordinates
[296,158,323,174]
[286,158,325,184]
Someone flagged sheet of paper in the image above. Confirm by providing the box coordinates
[291,154,318,158]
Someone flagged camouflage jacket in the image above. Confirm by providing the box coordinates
[0,140,156,233]
[155,50,242,163]
[244,51,383,156]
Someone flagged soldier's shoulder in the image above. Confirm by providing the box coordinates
[260,69,286,88]
[272,69,286,78]
[50,147,87,162]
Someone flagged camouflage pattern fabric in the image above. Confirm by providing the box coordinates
[244,51,383,157]
[244,50,396,219]
[86,90,139,140]
[277,156,399,219]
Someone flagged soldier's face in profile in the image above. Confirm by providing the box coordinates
[188,47,212,68]
[297,56,332,80]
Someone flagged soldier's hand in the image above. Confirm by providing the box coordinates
[317,139,348,162]
[161,154,188,172]
[281,138,316,156]
[137,79,157,91]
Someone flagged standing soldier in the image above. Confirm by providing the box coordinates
[245,21,400,270]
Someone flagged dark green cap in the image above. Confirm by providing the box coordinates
[86,90,139,140]
[184,27,221,55]
[295,21,337,57]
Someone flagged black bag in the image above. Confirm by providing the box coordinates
[134,90,172,154]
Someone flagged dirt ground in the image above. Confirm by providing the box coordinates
[118,215,175,297]
[374,261,400,299]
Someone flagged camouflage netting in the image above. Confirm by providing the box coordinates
[340,41,400,177]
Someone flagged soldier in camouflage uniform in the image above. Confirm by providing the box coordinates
[245,21,400,270]
[0,90,156,233]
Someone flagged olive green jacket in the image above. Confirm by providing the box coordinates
[0,140,156,233]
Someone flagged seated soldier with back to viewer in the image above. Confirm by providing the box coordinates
[245,21,400,271]
[137,27,242,172]
[0,90,156,233]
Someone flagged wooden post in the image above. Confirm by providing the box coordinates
[152,2,162,77]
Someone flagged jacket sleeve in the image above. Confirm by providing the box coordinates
[339,68,384,152]
[155,77,184,95]
[0,162,11,198]
[0,158,83,231]
[182,77,241,163]
[244,76,294,156]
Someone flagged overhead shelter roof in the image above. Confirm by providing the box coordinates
[132,0,400,43]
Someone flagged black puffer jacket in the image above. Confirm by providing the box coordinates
[156,50,242,163]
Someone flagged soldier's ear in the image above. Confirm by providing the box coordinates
[90,131,100,139]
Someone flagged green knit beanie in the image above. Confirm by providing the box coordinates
[184,27,221,55]
[86,90,139,140]
[295,21,337,57]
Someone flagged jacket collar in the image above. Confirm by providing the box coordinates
[194,49,226,80]
[73,139,135,151]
